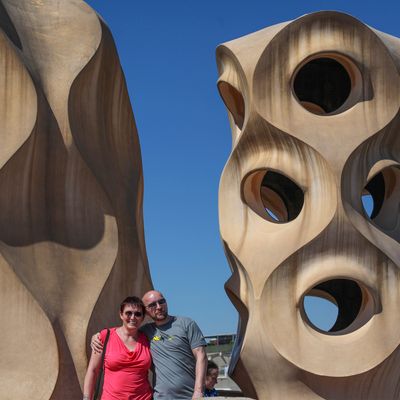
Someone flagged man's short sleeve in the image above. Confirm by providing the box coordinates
[139,322,156,341]
[187,319,207,349]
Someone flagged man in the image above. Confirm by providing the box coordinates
[92,290,207,399]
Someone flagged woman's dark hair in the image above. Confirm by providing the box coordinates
[207,360,219,375]
[120,296,145,314]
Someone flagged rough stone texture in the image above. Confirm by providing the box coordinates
[0,1,152,398]
[217,11,400,400]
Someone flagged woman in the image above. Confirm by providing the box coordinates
[83,296,152,400]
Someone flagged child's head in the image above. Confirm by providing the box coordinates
[205,361,219,390]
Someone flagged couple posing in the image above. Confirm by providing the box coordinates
[83,290,207,400]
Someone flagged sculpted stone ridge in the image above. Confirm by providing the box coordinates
[217,11,400,400]
[0,1,152,398]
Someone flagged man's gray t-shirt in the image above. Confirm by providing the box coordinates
[140,316,206,400]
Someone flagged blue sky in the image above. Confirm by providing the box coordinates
[85,1,399,335]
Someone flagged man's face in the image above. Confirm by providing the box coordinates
[143,292,168,322]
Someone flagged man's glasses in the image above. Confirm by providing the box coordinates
[124,311,143,318]
[146,298,167,309]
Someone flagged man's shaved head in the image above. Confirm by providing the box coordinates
[142,290,164,304]
[142,290,169,325]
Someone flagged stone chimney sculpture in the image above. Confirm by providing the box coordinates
[0,1,152,398]
[217,11,400,400]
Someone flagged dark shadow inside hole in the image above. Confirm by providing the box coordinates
[293,58,351,114]
[260,171,304,222]
[363,172,385,219]
[304,279,363,333]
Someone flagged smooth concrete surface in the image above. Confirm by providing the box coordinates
[0,1,152,398]
[217,10,400,400]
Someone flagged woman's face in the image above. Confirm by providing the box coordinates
[120,303,144,330]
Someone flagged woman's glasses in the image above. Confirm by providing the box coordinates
[124,311,143,318]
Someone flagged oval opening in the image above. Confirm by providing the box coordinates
[363,171,385,219]
[242,170,304,223]
[217,81,245,130]
[293,56,353,115]
[302,279,365,334]
[260,171,304,223]
[362,166,400,232]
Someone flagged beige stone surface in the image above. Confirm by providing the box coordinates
[203,398,254,400]
[217,11,400,400]
[0,1,152,398]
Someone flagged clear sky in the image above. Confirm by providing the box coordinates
[85,0,399,336]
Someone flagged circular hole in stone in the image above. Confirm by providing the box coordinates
[363,171,385,219]
[362,166,400,233]
[217,81,245,130]
[302,279,363,333]
[293,57,352,115]
[260,171,304,223]
[242,170,304,223]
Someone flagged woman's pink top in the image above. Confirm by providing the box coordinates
[100,328,152,400]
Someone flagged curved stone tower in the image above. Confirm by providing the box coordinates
[217,11,400,400]
[0,1,152,398]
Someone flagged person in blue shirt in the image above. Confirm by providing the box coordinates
[204,361,219,397]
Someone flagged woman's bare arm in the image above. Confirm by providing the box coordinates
[83,348,103,400]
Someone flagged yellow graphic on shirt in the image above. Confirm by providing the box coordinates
[152,335,175,341]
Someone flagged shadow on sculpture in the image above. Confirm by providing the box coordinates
[0,1,152,398]
[217,11,400,400]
